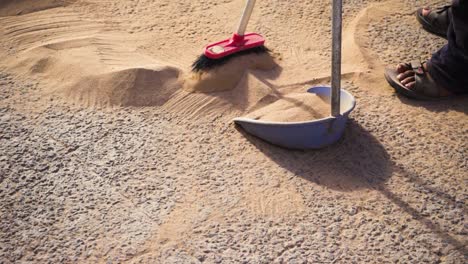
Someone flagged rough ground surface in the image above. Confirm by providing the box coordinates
[0,0,467,263]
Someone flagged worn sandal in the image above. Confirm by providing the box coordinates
[384,61,450,100]
[416,5,451,39]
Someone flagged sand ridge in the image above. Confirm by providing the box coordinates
[0,0,74,17]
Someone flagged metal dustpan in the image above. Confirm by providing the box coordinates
[234,0,356,149]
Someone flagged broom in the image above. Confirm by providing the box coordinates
[192,0,269,72]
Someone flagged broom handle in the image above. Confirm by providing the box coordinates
[237,0,256,36]
[331,0,342,117]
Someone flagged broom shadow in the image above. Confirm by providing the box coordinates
[249,69,357,116]
[199,52,283,113]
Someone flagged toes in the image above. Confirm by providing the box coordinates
[397,70,414,81]
[401,76,415,85]
[396,63,411,73]
[421,7,431,17]
[404,81,416,89]
[396,64,405,73]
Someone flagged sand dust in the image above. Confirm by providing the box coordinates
[244,185,306,217]
[184,52,277,93]
[247,93,330,122]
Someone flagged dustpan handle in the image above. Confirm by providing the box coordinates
[331,0,342,117]
[237,0,256,36]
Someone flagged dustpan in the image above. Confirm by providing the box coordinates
[234,0,356,149]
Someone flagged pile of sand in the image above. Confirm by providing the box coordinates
[247,93,331,122]
[0,0,72,16]
[0,7,184,108]
[63,67,182,107]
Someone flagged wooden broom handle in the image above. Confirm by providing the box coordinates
[237,0,256,36]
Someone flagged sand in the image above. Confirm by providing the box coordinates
[0,0,73,16]
[247,93,330,122]
[0,0,372,118]
[64,66,181,107]
[1,0,467,263]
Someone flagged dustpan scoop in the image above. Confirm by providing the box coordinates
[233,0,356,149]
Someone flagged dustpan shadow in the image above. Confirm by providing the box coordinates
[237,119,393,191]
[375,183,467,253]
[375,165,467,254]
[237,119,467,252]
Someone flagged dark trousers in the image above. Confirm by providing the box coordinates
[427,0,468,94]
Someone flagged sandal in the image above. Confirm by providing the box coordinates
[416,5,451,39]
[384,61,450,100]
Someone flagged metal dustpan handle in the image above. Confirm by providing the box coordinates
[237,0,342,116]
[331,0,342,117]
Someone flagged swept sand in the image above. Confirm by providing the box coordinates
[0,0,377,116]
[0,0,73,16]
[1,0,466,263]
[247,93,331,122]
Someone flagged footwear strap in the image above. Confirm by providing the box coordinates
[435,5,451,14]
[425,5,450,29]
[411,61,441,97]
[410,60,425,75]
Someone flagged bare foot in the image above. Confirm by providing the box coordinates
[395,63,451,96]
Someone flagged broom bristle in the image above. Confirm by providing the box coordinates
[192,46,270,72]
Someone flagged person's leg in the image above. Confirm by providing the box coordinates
[385,61,451,99]
[427,0,468,94]
[386,0,467,99]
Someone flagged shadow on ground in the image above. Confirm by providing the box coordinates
[376,184,467,254]
[238,119,467,253]
[396,94,468,114]
[238,119,393,191]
